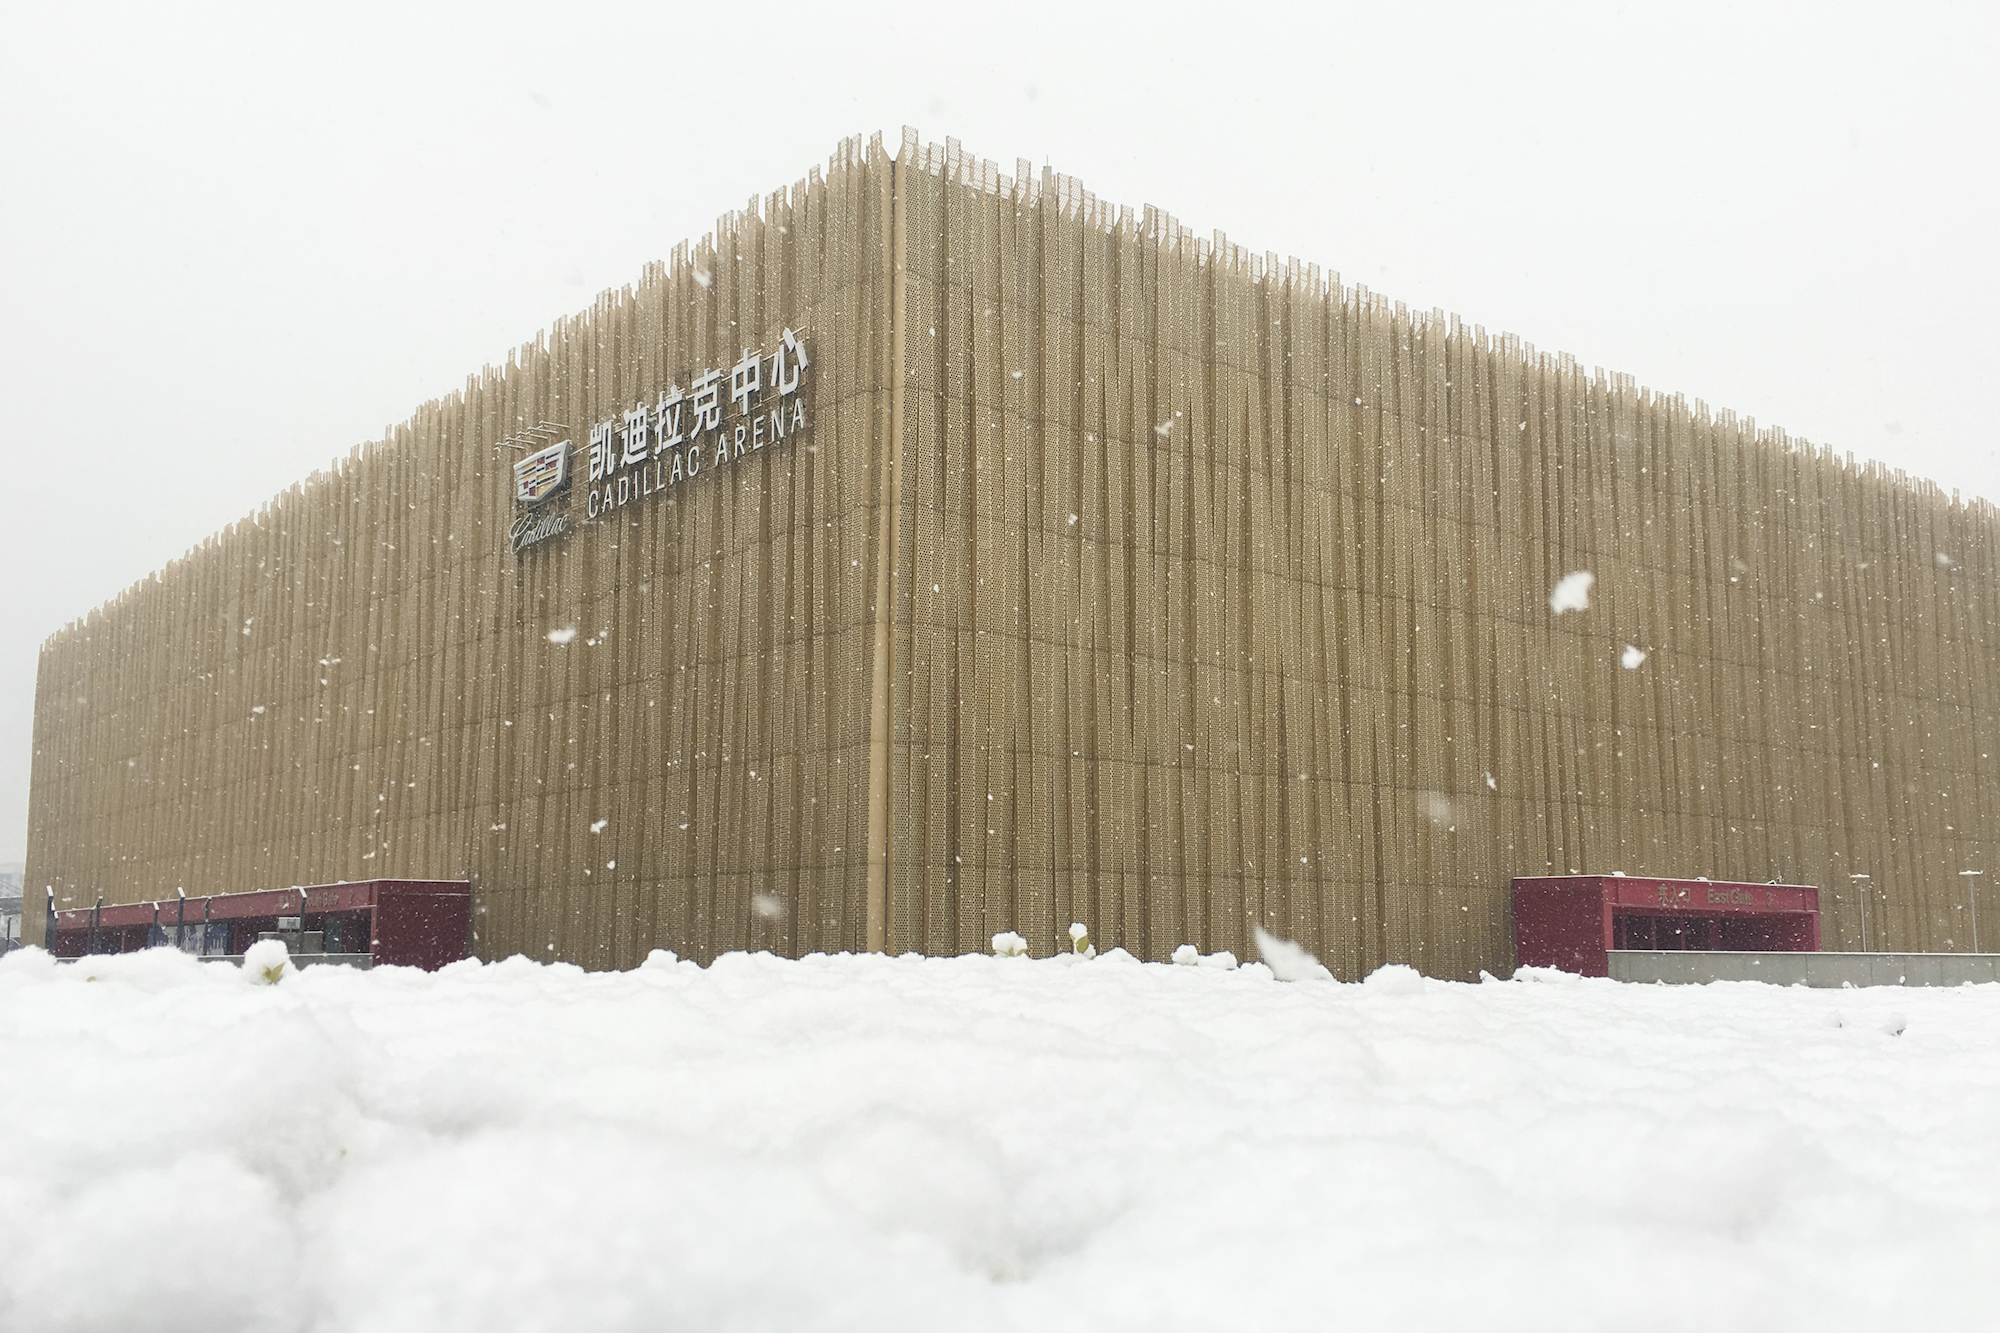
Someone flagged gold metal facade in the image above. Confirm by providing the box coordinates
[28,132,2000,976]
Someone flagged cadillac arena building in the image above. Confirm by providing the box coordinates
[26,132,2000,977]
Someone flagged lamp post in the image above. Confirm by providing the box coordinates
[1848,874,1871,952]
[1960,871,1984,954]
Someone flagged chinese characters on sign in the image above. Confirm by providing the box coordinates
[508,328,811,555]
[585,327,811,521]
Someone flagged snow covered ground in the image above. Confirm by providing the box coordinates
[3,945,1997,1332]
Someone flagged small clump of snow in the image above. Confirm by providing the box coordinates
[1363,963,1426,994]
[752,893,784,920]
[1171,943,1200,966]
[240,938,291,985]
[1253,925,1332,982]
[991,930,1028,957]
[1621,645,1648,669]
[1068,922,1096,959]
[1549,570,1594,615]
[546,626,578,645]
[1511,965,1583,984]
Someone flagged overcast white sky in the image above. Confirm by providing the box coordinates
[1,1,1995,867]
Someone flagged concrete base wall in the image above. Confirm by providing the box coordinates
[1609,949,2000,987]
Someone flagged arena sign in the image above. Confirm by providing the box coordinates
[508,327,812,554]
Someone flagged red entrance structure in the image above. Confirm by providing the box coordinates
[46,879,470,971]
[1511,875,1819,977]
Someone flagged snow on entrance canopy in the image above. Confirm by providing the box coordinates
[1,945,1995,1330]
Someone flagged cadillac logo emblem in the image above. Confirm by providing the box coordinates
[513,440,571,504]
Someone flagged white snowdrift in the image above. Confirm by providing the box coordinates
[3,944,1998,1332]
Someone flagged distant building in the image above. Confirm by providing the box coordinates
[24,132,2000,977]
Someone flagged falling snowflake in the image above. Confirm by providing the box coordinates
[1549,571,1594,615]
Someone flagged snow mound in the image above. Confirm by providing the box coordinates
[241,938,292,985]
[1172,944,1239,970]
[1363,963,1426,994]
[3,945,1998,1329]
[1512,965,1586,984]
